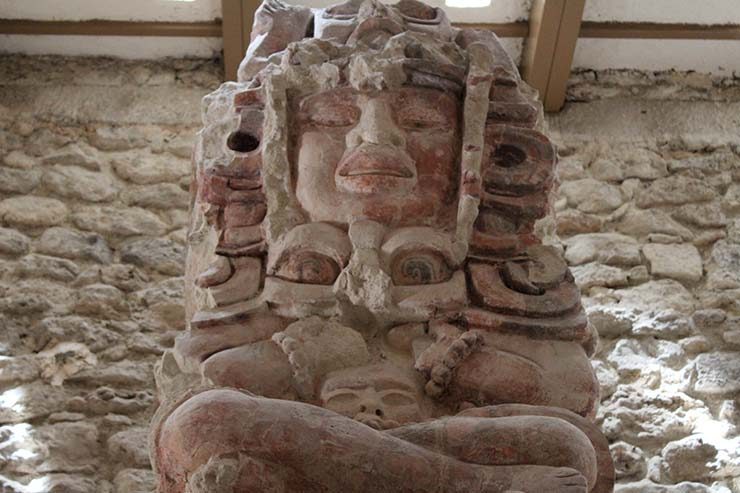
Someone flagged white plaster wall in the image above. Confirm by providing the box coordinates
[0,35,223,59]
[0,0,739,75]
[583,0,740,25]
[573,39,740,75]
[0,0,221,22]
[283,0,531,23]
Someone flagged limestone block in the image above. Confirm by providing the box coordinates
[72,206,167,237]
[42,165,119,202]
[560,178,625,213]
[41,143,100,170]
[108,427,151,468]
[15,253,80,282]
[617,207,694,240]
[564,233,642,266]
[112,153,189,185]
[693,352,740,396]
[643,243,703,283]
[37,227,113,264]
[3,150,36,169]
[114,468,156,493]
[0,196,68,227]
[120,238,185,276]
[121,183,189,209]
[635,175,716,207]
[0,227,30,256]
[572,263,630,290]
[672,202,727,228]
[660,436,717,484]
[0,166,41,194]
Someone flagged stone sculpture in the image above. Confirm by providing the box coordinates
[150,0,615,490]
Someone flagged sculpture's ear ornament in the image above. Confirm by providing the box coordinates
[238,0,314,81]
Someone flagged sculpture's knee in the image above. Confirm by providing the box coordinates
[155,389,263,492]
[533,417,598,490]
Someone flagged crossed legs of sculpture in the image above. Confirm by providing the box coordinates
[155,389,605,493]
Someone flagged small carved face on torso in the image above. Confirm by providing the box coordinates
[320,363,427,429]
[292,85,461,228]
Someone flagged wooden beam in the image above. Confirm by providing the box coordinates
[520,0,566,104]
[543,0,585,112]
[0,19,221,37]
[579,21,740,40]
[453,22,529,38]
[222,0,245,81]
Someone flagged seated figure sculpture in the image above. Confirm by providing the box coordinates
[149,0,615,491]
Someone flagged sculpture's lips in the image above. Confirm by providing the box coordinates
[337,145,415,179]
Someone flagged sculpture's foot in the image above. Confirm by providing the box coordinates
[507,466,587,493]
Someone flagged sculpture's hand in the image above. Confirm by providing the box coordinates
[414,321,482,397]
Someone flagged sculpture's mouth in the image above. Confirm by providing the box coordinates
[337,145,415,180]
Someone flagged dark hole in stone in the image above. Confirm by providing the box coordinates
[227,130,260,153]
[375,409,383,417]
[493,144,526,168]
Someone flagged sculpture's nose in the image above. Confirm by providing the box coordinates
[354,401,385,429]
[346,98,406,149]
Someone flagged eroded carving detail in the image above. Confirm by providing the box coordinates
[150,1,615,491]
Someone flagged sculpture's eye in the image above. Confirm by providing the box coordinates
[304,100,360,128]
[391,250,452,286]
[275,251,341,285]
[380,391,416,407]
[395,106,448,130]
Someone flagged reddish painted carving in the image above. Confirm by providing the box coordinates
[150,0,615,491]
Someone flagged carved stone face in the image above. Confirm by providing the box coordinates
[293,86,461,227]
[320,364,424,429]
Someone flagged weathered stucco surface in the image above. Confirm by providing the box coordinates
[0,53,739,492]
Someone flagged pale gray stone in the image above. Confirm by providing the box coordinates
[15,254,80,282]
[673,202,727,228]
[3,150,36,169]
[112,153,190,185]
[660,436,718,483]
[120,238,185,276]
[572,263,630,290]
[564,233,642,266]
[38,316,123,352]
[121,182,189,209]
[615,480,719,492]
[693,352,740,396]
[74,283,129,319]
[643,243,703,283]
[88,126,148,151]
[593,359,619,398]
[599,388,709,447]
[72,206,167,237]
[710,240,740,286]
[42,143,100,171]
[0,227,30,256]
[0,166,41,194]
[560,178,625,213]
[37,227,113,264]
[611,441,647,480]
[108,427,151,468]
[68,360,153,388]
[114,468,156,493]
[723,183,740,213]
[636,175,716,207]
[617,207,694,240]
[0,382,70,423]
[42,165,119,202]
[0,196,68,227]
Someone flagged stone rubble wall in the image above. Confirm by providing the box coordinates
[552,70,740,493]
[0,56,738,492]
